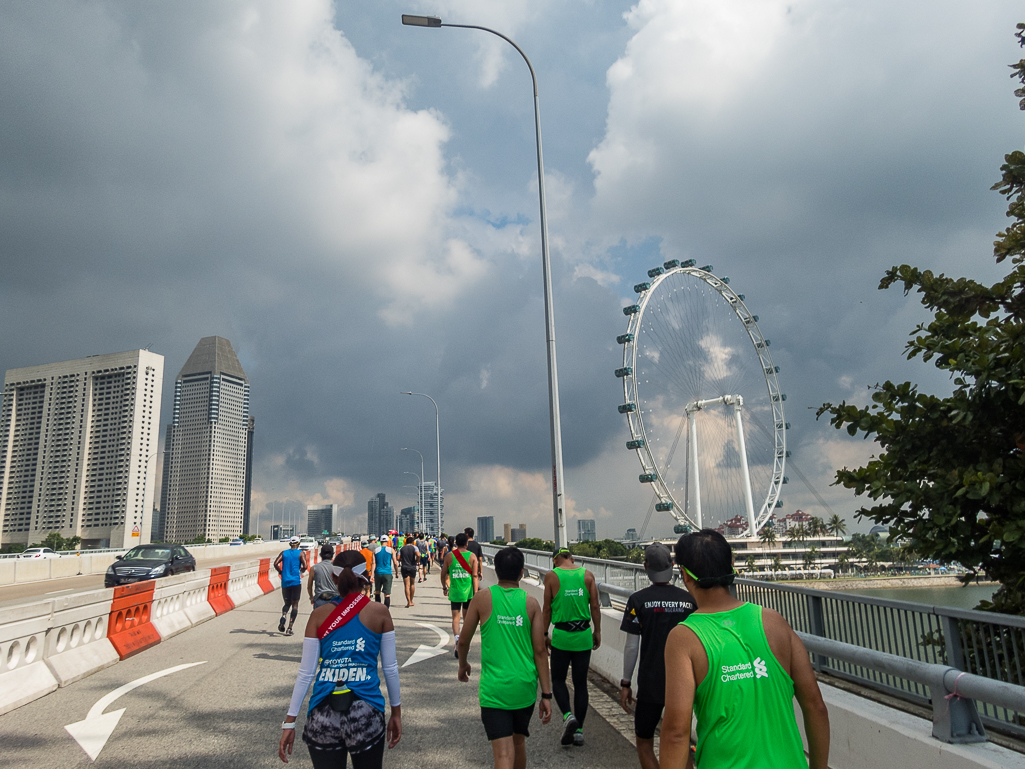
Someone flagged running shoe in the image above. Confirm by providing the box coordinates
[573,730,584,747]
[278,617,286,633]
[561,715,579,746]
[285,627,294,636]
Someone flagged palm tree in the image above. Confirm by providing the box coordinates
[826,514,848,538]
[759,525,777,547]
[803,546,820,575]
[836,552,850,575]
[784,527,800,549]
[745,554,757,574]
[809,517,825,538]
[772,555,783,575]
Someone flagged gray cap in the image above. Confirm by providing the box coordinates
[644,543,674,583]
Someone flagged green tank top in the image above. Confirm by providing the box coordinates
[683,603,808,769]
[550,566,593,652]
[480,585,538,709]
[448,550,473,603]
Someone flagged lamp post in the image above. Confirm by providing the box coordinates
[402,448,425,531]
[400,392,443,536]
[401,15,568,547]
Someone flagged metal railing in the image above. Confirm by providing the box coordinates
[481,543,1025,741]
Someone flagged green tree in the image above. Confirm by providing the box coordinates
[826,514,848,538]
[759,525,777,547]
[819,24,1025,613]
[772,555,783,572]
[514,537,555,552]
[745,554,757,573]
[808,517,825,538]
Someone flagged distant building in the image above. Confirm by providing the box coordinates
[307,504,338,537]
[398,506,417,534]
[367,493,395,536]
[625,528,637,541]
[0,349,164,550]
[418,481,442,536]
[162,337,251,544]
[510,524,527,543]
[242,416,255,536]
[577,519,596,542]
[503,523,512,542]
[271,523,295,540]
[477,516,494,543]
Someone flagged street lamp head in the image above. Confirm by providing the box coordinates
[401,14,442,27]
[400,391,413,395]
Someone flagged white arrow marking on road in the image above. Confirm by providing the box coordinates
[402,622,450,667]
[65,661,206,761]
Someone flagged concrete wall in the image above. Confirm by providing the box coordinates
[484,564,1025,769]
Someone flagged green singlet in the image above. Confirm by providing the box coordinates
[683,603,808,769]
[448,550,473,603]
[480,585,537,709]
[550,566,592,652]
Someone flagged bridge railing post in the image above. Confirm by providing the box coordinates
[808,593,826,671]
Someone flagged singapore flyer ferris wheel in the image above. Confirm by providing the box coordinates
[615,259,788,538]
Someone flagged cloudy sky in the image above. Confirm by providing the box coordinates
[1,1,1022,540]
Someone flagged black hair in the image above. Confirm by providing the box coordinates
[321,544,335,558]
[454,532,468,548]
[464,527,475,538]
[674,529,735,590]
[494,546,524,581]
[332,550,369,595]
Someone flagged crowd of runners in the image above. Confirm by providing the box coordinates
[277,527,830,769]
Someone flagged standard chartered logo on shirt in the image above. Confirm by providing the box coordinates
[564,587,584,597]
[720,657,769,683]
[496,614,524,627]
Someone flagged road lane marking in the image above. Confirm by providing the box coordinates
[402,622,450,667]
[64,661,206,760]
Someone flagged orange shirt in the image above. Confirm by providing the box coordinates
[361,547,373,573]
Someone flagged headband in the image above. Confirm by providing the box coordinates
[331,561,367,577]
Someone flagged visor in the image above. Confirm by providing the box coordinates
[330,561,367,577]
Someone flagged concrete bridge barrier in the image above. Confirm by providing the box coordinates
[44,588,119,686]
[226,560,263,606]
[0,600,58,715]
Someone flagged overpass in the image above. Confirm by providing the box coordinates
[0,545,1023,768]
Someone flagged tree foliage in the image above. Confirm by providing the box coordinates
[818,24,1025,614]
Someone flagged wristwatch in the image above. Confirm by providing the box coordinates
[540,692,553,700]
[620,680,632,688]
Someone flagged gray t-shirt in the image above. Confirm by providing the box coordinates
[311,560,337,597]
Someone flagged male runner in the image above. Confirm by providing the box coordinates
[441,532,478,645]
[273,536,309,635]
[619,543,695,769]
[464,527,484,592]
[457,546,553,769]
[416,534,429,582]
[542,547,601,746]
[661,529,830,769]
[400,536,420,607]
[359,537,375,596]
[373,535,399,608]
[307,543,340,609]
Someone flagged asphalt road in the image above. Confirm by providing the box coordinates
[0,549,287,608]
[0,567,637,768]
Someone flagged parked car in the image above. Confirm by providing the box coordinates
[18,547,60,559]
[104,543,196,587]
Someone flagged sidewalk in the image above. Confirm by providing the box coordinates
[384,565,640,768]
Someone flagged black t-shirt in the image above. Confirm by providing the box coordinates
[400,544,419,570]
[620,583,697,703]
[465,540,483,570]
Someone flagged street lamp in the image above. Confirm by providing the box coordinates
[402,448,425,531]
[401,15,568,547]
[400,392,443,536]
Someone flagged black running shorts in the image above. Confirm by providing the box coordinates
[281,584,302,605]
[450,600,470,612]
[480,705,534,740]
[634,699,665,740]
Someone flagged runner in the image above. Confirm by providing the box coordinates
[464,527,484,592]
[456,546,553,769]
[279,550,402,767]
[273,536,309,636]
[308,544,340,609]
[359,538,375,596]
[441,532,478,646]
[399,536,420,608]
[373,536,399,608]
[661,529,830,769]
[619,543,696,769]
[425,536,435,574]
[542,547,601,747]
[416,534,429,583]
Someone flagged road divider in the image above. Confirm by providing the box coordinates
[0,557,278,715]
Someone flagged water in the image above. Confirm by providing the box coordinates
[838,584,995,611]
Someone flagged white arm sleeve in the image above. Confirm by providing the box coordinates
[287,637,320,717]
[380,630,401,707]
[622,633,640,683]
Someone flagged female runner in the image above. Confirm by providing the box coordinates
[279,550,402,767]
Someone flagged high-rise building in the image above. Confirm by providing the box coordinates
[419,481,442,536]
[0,349,164,549]
[625,527,638,541]
[503,523,512,542]
[242,416,255,536]
[510,524,527,543]
[398,506,417,534]
[161,337,251,543]
[477,516,494,543]
[577,519,597,542]
[367,497,379,537]
[307,504,337,537]
[367,493,394,536]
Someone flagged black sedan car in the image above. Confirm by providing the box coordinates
[104,543,196,587]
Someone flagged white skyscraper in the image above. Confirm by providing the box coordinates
[161,337,250,543]
[418,481,443,536]
[0,349,164,549]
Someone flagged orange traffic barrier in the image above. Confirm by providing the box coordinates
[207,566,235,615]
[257,558,274,593]
[335,545,341,556]
[107,581,162,659]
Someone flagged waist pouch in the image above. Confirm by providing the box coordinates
[316,592,338,601]
[555,620,591,632]
[329,687,360,713]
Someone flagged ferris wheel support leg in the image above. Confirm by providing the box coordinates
[688,411,702,529]
[733,404,758,538]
